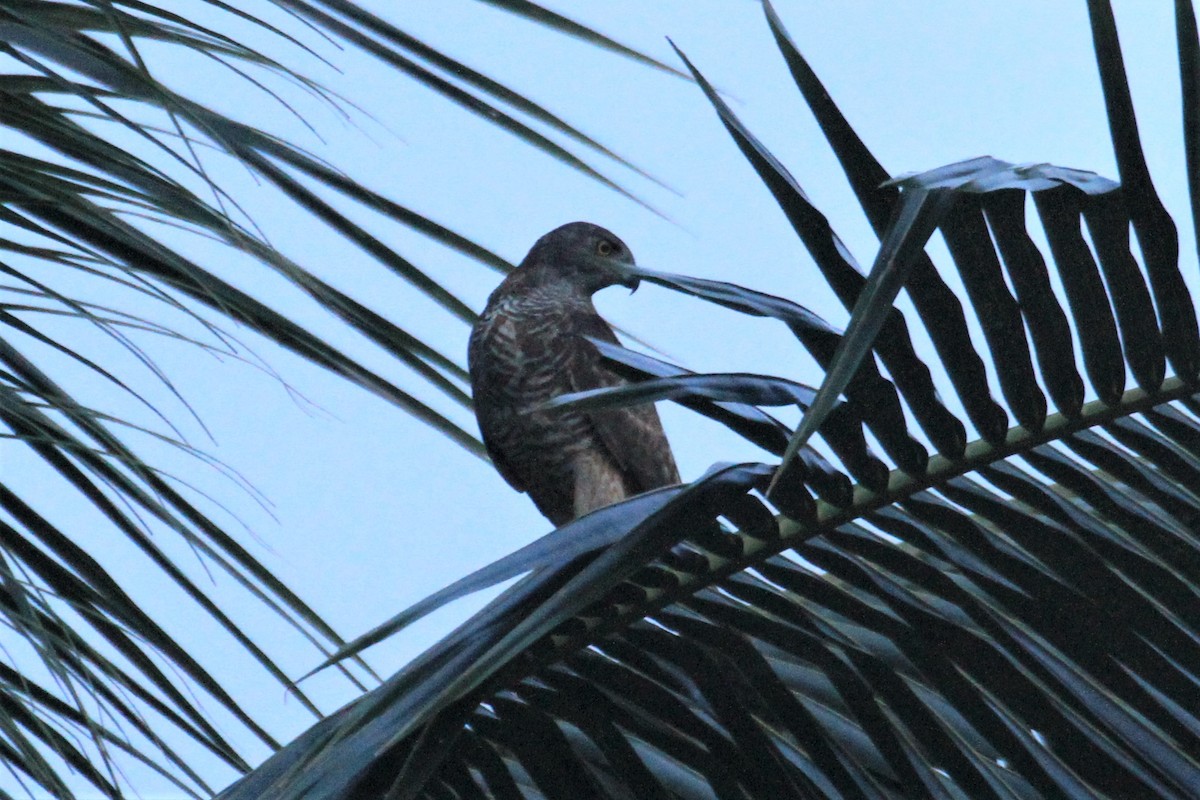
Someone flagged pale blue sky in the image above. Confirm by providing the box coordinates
[3,1,1195,796]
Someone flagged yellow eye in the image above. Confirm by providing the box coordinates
[596,240,615,256]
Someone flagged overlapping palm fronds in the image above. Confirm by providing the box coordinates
[0,2,661,796]
[220,2,1200,798]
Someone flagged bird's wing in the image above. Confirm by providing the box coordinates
[468,314,527,494]
[569,314,681,492]
[479,420,526,494]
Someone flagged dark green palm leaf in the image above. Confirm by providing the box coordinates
[220,2,1200,798]
[0,1,667,796]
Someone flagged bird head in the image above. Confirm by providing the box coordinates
[520,221,639,295]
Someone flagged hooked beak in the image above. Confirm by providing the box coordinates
[616,261,640,292]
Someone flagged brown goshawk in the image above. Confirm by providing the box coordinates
[469,222,679,526]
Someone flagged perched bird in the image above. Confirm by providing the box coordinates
[469,222,680,526]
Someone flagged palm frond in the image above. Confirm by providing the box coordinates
[0,1,668,796]
[221,2,1200,798]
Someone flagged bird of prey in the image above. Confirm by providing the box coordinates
[468,222,680,526]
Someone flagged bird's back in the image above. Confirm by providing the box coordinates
[469,276,678,525]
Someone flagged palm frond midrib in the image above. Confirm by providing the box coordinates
[510,375,1198,675]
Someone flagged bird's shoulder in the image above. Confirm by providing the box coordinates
[472,281,597,368]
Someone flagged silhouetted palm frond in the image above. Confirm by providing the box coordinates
[0,2,660,795]
[222,3,1200,798]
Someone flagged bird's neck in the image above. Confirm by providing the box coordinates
[479,285,593,335]
[503,270,597,310]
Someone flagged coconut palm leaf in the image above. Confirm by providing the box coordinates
[219,2,1200,798]
[0,2,667,796]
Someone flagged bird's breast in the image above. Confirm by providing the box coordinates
[470,299,598,461]
[475,299,578,398]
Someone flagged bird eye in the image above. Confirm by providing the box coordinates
[596,240,615,256]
